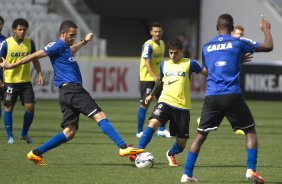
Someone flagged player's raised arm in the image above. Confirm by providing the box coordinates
[256,15,273,52]
[71,33,94,53]
[0,50,47,69]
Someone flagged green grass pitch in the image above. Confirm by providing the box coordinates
[0,99,281,184]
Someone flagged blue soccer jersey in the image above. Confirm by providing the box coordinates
[202,34,259,96]
[43,39,82,87]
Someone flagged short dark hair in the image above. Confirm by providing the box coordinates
[217,14,234,32]
[59,20,77,33]
[150,21,163,30]
[12,18,29,29]
[0,16,4,24]
[168,38,183,50]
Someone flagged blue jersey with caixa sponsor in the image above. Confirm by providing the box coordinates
[202,34,259,96]
[43,39,82,87]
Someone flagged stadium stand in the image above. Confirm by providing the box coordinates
[0,0,102,57]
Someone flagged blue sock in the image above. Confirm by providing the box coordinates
[138,127,155,148]
[247,148,257,171]
[169,143,184,156]
[98,119,126,148]
[37,132,67,154]
[158,124,165,131]
[4,111,13,138]
[137,107,147,133]
[184,152,198,177]
[21,111,34,136]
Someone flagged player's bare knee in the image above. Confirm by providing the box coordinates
[4,105,13,111]
[148,119,161,130]
[24,103,34,112]
[63,124,77,140]
[176,137,187,148]
[93,111,107,123]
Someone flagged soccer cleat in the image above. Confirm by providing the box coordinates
[136,132,143,138]
[19,135,35,144]
[129,154,137,162]
[119,147,144,157]
[157,129,172,138]
[166,150,178,167]
[180,174,199,183]
[246,169,264,184]
[8,137,15,144]
[27,151,47,166]
[234,129,245,135]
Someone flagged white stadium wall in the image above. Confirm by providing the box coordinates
[200,0,282,61]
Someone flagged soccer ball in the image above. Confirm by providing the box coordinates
[135,152,155,168]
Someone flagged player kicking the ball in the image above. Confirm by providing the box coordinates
[133,38,207,167]
[1,20,144,165]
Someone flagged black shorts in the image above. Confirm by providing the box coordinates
[139,81,162,104]
[59,83,102,129]
[198,94,255,133]
[4,82,35,106]
[149,102,190,138]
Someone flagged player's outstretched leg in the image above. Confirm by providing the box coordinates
[97,119,144,156]
[27,132,68,165]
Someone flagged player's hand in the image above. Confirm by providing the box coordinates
[38,73,45,86]
[260,14,271,32]
[145,95,153,105]
[240,53,253,64]
[0,57,13,69]
[85,33,94,43]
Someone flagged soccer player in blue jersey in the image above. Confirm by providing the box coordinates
[135,38,207,166]
[137,22,170,138]
[1,20,144,165]
[0,18,44,144]
[181,14,273,183]
[0,16,6,117]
